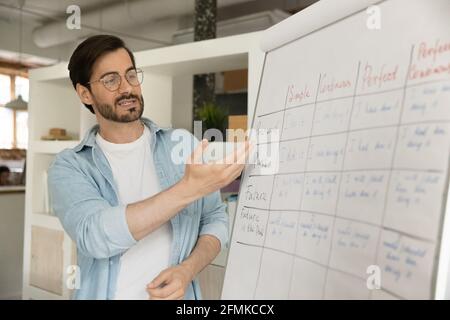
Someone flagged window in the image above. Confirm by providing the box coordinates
[0,73,29,149]
[0,74,11,104]
[15,76,29,101]
[0,107,14,148]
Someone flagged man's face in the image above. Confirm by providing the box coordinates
[87,48,144,123]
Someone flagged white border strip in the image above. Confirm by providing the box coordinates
[435,175,450,299]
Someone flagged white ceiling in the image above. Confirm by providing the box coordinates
[0,0,123,24]
[0,0,264,24]
[0,0,316,67]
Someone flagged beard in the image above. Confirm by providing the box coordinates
[94,93,144,123]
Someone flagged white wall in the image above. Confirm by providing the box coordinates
[171,75,194,131]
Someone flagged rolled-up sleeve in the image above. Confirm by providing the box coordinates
[198,190,229,250]
[48,151,136,259]
[175,130,230,250]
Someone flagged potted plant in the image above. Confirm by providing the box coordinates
[195,102,228,139]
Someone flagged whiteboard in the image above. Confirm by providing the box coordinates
[222,0,450,300]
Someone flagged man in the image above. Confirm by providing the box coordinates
[48,35,248,300]
[0,165,11,186]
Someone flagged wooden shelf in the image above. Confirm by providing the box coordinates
[32,140,80,154]
[31,140,80,154]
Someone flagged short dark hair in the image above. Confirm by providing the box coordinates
[68,35,136,114]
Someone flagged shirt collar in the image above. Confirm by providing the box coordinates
[73,117,171,153]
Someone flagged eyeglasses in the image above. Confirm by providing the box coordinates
[88,68,144,91]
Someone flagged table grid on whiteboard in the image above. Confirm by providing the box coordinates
[230,40,450,299]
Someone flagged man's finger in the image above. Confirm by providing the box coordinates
[223,164,245,185]
[235,142,253,165]
[224,142,251,174]
[189,139,208,165]
[147,279,179,298]
[223,141,250,165]
[148,271,170,289]
[150,288,185,300]
[164,288,185,300]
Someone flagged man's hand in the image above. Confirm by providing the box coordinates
[147,264,194,300]
[125,138,251,242]
[181,139,251,200]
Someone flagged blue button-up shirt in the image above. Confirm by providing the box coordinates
[48,118,229,300]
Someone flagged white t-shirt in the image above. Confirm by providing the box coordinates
[96,125,172,300]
